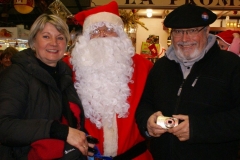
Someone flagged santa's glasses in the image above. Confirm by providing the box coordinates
[90,27,116,38]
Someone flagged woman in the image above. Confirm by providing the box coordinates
[0,46,18,73]
[0,14,93,159]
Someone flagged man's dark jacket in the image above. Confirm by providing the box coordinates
[136,42,240,160]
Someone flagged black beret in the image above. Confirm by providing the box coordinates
[164,4,217,29]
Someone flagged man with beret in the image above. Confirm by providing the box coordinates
[136,3,240,159]
[70,1,153,160]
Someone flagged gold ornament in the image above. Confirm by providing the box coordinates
[119,9,148,34]
[48,0,73,22]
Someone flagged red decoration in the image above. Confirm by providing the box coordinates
[233,11,238,14]
[148,44,158,57]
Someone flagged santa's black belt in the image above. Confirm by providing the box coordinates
[112,140,148,160]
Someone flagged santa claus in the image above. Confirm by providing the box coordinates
[71,1,153,159]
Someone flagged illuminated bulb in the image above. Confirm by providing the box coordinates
[146,9,152,13]
[226,16,230,21]
[225,16,230,27]
[146,9,152,18]
[147,12,152,18]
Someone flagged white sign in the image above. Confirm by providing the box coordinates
[0,27,18,39]
[92,0,240,9]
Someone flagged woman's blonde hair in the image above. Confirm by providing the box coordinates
[28,14,70,49]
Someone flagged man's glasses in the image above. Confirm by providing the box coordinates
[171,26,206,38]
[90,27,116,38]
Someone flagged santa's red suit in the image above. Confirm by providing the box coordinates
[62,54,153,159]
[84,54,153,160]
[67,1,154,159]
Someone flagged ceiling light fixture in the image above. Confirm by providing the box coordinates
[146,9,152,18]
[14,0,35,14]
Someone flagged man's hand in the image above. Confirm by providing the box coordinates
[168,115,189,141]
[147,111,167,137]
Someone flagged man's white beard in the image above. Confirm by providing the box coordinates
[174,42,201,61]
[71,36,134,129]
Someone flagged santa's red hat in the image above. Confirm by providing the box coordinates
[74,1,123,32]
[216,30,240,45]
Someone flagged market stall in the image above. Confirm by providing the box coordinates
[0,25,29,51]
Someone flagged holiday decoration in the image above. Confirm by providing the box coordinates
[14,0,35,14]
[48,0,73,22]
[119,9,148,34]
[148,44,158,57]
[0,28,12,38]
[141,34,160,61]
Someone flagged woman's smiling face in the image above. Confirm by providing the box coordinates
[34,22,67,67]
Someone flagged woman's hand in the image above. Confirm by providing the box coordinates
[87,142,95,156]
[67,127,88,155]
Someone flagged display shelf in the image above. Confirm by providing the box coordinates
[210,27,240,31]
[0,39,28,51]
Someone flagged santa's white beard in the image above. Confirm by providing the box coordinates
[71,36,134,129]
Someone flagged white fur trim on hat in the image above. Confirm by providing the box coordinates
[83,12,124,32]
[215,35,231,46]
